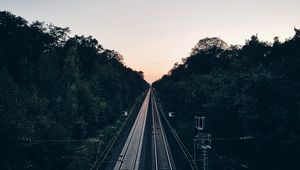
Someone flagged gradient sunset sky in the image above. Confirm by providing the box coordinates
[1,0,299,83]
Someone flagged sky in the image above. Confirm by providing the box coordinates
[1,0,300,83]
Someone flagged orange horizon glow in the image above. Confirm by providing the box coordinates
[1,0,299,83]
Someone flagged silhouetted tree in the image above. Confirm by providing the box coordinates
[0,11,148,170]
[154,30,300,170]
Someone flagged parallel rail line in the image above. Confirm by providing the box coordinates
[152,90,197,170]
[92,91,147,170]
[113,89,151,170]
[151,89,175,170]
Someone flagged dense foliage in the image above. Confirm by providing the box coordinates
[0,11,148,170]
[153,31,300,169]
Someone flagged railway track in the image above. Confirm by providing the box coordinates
[151,89,175,170]
[112,88,177,170]
[113,89,151,170]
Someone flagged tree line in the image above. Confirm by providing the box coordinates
[153,31,300,169]
[0,11,148,170]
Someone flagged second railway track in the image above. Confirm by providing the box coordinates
[113,90,151,170]
[151,89,175,170]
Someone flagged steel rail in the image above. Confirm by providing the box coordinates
[152,89,198,170]
[113,89,151,170]
[151,89,173,170]
[151,93,159,170]
[114,100,144,170]
[95,97,140,170]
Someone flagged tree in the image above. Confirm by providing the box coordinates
[0,11,148,170]
[153,31,300,170]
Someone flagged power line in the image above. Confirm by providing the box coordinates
[90,140,104,170]
[34,139,101,142]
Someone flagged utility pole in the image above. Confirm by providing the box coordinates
[194,116,211,170]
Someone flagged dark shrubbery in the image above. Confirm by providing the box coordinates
[153,33,300,169]
[0,11,148,170]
